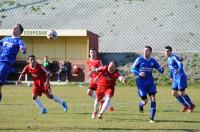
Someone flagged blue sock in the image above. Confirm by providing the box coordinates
[139,101,143,107]
[0,93,2,102]
[183,94,193,106]
[150,102,156,120]
[176,96,188,107]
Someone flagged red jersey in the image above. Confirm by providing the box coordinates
[22,63,48,81]
[97,65,120,88]
[87,58,102,78]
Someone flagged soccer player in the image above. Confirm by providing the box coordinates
[131,46,164,123]
[0,24,26,102]
[87,48,114,111]
[92,61,125,119]
[16,55,68,114]
[164,46,195,112]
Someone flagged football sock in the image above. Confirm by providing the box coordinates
[94,98,99,112]
[183,94,193,106]
[34,98,45,110]
[91,91,96,100]
[150,102,156,120]
[108,101,113,108]
[53,95,63,104]
[176,96,188,107]
[139,100,144,107]
[99,96,111,114]
[0,93,2,102]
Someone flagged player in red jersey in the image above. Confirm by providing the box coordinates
[87,48,114,111]
[16,55,68,114]
[91,61,125,119]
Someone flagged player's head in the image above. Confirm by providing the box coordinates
[44,56,48,61]
[108,61,117,73]
[144,46,152,59]
[28,55,36,64]
[12,24,24,37]
[89,48,97,59]
[164,46,172,57]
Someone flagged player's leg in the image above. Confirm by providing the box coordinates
[44,86,67,112]
[178,75,195,112]
[149,93,156,123]
[92,88,104,119]
[172,89,189,112]
[92,98,100,119]
[172,80,189,112]
[87,88,96,100]
[0,62,12,102]
[32,94,47,114]
[57,71,61,81]
[179,90,195,112]
[137,83,148,113]
[98,88,114,119]
[139,96,148,113]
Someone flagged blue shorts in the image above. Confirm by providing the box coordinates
[136,80,157,97]
[0,62,12,85]
[172,73,187,91]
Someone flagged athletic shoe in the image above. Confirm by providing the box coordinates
[40,108,47,114]
[98,113,103,119]
[180,106,189,112]
[62,101,68,112]
[107,106,114,112]
[98,100,105,111]
[188,104,195,112]
[149,117,155,123]
[92,112,97,119]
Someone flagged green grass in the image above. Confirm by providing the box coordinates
[0,84,199,132]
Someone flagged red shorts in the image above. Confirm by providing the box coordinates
[96,86,114,101]
[89,78,97,90]
[32,80,52,97]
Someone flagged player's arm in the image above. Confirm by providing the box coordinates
[16,66,28,85]
[173,56,183,73]
[131,58,140,77]
[19,40,26,54]
[154,60,164,73]
[41,66,50,86]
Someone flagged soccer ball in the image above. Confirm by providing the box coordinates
[47,30,57,40]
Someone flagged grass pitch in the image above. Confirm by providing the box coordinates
[0,84,199,132]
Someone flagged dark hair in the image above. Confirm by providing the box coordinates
[17,24,24,34]
[145,46,152,52]
[110,60,118,67]
[29,55,35,59]
[165,46,172,51]
[90,48,96,51]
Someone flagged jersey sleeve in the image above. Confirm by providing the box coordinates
[131,57,140,76]
[153,59,164,73]
[22,65,29,74]
[172,56,183,73]
[19,40,26,54]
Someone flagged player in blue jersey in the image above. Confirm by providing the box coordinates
[164,46,195,112]
[131,46,164,123]
[0,24,26,102]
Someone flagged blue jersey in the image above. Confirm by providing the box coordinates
[131,56,164,83]
[167,54,185,78]
[0,36,26,64]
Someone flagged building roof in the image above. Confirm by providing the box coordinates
[0,0,200,52]
[0,29,88,36]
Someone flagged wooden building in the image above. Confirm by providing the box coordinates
[0,29,99,82]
